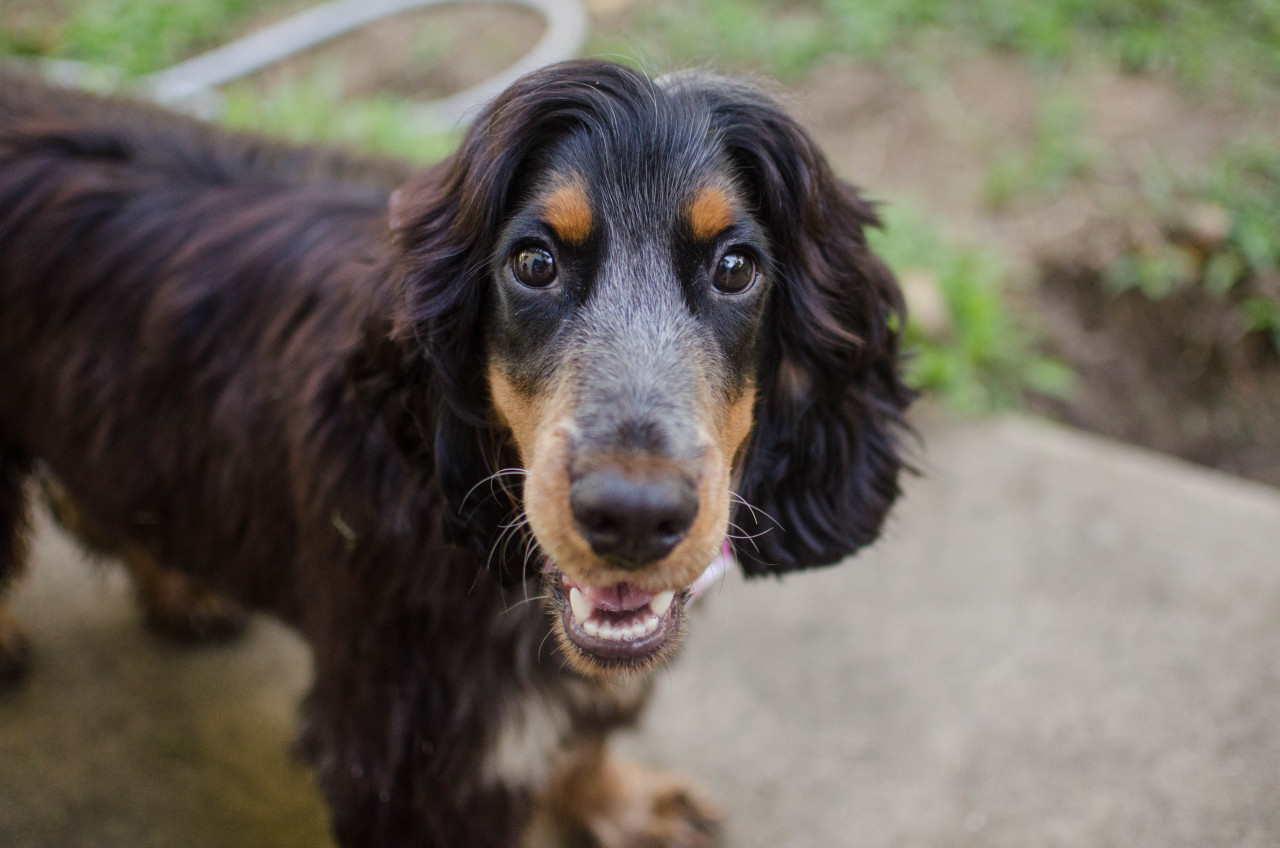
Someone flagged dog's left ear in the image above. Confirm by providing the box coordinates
[344,151,520,573]
[697,81,914,576]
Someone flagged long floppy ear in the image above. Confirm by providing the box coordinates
[695,80,914,575]
[344,120,519,571]
[352,61,676,577]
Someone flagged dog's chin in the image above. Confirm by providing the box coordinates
[544,547,731,678]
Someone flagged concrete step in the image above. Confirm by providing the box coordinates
[2,413,1278,847]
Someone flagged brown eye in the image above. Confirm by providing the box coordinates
[713,251,756,294]
[511,246,556,288]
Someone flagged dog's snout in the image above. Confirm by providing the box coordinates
[570,470,698,568]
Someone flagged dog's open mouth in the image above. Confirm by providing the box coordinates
[545,544,732,672]
[560,575,678,660]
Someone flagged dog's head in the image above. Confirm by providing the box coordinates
[374,60,911,677]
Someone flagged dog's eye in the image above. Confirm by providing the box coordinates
[510,247,557,288]
[713,251,757,294]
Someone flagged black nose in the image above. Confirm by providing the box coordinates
[570,470,698,568]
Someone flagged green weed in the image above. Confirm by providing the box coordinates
[870,205,1074,412]
[5,0,296,74]
[983,89,1097,209]
[601,0,1280,90]
[221,68,460,164]
[1110,140,1280,352]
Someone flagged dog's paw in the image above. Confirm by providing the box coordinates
[554,757,722,848]
[141,570,248,643]
[0,608,31,688]
[612,776,721,848]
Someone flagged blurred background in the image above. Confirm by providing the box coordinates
[5,0,1279,486]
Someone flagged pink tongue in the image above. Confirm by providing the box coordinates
[580,581,655,613]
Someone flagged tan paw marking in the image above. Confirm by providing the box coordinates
[139,568,248,643]
[546,751,722,848]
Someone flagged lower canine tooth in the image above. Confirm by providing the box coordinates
[651,590,675,617]
[582,619,600,637]
[569,587,592,624]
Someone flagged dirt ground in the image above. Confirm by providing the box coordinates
[788,57,1280,488]
[1028,264,1280,485]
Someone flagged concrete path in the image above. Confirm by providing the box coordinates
[2,414,1278,847]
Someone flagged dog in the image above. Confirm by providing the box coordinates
[0,59,911,846]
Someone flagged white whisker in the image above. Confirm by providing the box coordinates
[459,467,528,512]
[503,593,552,613]
[729,490,782,530]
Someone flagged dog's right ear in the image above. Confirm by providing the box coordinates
[346,73,557,574]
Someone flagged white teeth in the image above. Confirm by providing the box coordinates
[569,587,592,624]
[566,583,678,642]
[575,609,664,642]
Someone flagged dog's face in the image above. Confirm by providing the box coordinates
[381,61,911,679]
[486,144,768,673]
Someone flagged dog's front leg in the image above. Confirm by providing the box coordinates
[525,740,722,848]
[304,653,720,847]
[303,685,537,848]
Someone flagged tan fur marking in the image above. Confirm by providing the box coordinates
[721,386,757,470]
[532,744,723,847]
[495,363,757,679]
[525,387,752,597]
[124,545,247,641]
[687,184,737,241]
[542,179,593,245]
[487,365,547,465]
[39,474,245,641]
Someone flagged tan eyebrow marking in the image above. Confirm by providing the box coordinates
[687,183,737,241]
[541,177,593,245]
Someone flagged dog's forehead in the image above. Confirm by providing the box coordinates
[533,111,739,241]
[533,173,742,252]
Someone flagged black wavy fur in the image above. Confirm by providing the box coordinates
[0,60,911,846]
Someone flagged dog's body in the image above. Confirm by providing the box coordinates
[0,62,910,846]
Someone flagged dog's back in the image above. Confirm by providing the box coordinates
[0,75,408,619]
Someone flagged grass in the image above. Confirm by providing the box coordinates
[1110,138,1280,352]
[2,0,459,162]
[220,68,460,163]
[14,0,1271,96]
[983,88,1098,210]
[1,0,298,74]
[870,206,1074,412]
[594,0,1280,91]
